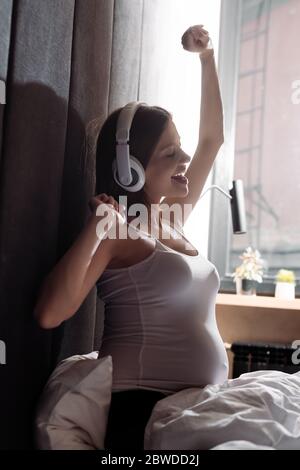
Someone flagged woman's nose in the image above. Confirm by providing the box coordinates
[181,151,191,164]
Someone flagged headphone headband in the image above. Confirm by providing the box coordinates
[116,101,147,143]
[113,101,148,192]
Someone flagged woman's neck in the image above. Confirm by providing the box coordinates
[126,203,163,236]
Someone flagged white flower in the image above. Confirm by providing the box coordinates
[231,246,265,283]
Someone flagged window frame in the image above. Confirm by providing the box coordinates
[208,0,300,298]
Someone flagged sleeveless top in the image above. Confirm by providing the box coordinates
[96,223,229,396]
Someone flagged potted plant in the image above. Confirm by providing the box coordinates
[275,269,296,300]
[231,246,265,295]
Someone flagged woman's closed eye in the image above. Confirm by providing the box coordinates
[167,147,184,158]
[167,147,179,157]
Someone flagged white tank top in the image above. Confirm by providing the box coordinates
[97,223,229,396]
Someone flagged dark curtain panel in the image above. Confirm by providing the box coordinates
[0,0,168,449]
[0,0,149,449]
[57,0,145,362]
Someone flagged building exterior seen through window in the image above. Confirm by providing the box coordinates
[211,0,300,296]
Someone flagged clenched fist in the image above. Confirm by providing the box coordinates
[88,194,127,241]
[181,25,214,58]
[89,193,123,213]
[89,193,126,224]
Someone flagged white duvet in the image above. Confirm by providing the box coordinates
[144,370,300,450]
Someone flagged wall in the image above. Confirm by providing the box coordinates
[216,300,300,378]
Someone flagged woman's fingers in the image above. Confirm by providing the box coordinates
[104,195,125,214]
[89,193,126,217]
[190,25,209,36]
[190,29,206,43]
[89,193,117,213]
[181,24,213,55]
[106,196,115,205]
[100,194,109,202]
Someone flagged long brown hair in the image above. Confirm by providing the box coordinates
[95,104,172,215]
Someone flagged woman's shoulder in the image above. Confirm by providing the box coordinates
[103,219,155,270]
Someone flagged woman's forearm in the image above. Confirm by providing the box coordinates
[34,212,103,321]
[198,51,224,146]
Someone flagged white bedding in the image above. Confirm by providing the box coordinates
[144,370,300,450]
[210,440,275,450]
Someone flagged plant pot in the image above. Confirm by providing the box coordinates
[235,278,257,295]
[275,282,295,300]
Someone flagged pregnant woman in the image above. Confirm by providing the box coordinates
[34,25,228,450]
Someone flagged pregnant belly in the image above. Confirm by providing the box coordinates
[100,328,229,391]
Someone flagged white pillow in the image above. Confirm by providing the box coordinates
[35,351,112,450]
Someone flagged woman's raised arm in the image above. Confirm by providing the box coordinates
[34,194,124,329]
[163,25,224,224]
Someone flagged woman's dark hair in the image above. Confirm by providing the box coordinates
[95,104,172,213]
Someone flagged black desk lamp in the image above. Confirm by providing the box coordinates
[200,179,247,234]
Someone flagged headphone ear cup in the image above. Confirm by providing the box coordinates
[112,155,145,192]
[128,155,145,192]
[129,165,139,186]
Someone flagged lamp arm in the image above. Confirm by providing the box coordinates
[199,185,233,200]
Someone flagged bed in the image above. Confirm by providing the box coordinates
[35,352,300,450]
[144,369,300,450]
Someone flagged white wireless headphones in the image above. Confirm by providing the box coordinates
[112,101,147,192]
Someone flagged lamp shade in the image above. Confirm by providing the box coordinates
[229,180,247,234]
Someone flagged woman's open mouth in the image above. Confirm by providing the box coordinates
[171,174,188,184]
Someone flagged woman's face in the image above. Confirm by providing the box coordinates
[144,118,191,205]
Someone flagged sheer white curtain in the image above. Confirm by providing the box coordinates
[139,0,221,256]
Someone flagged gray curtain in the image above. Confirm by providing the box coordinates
[0,0,168,449]
[58,0,146,362]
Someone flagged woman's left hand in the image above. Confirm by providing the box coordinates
[181,25,214,57]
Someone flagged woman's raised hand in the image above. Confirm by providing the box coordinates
[181,25,214,58]
[89,193,126,222]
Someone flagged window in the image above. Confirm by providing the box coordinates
[209,0,300,297]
